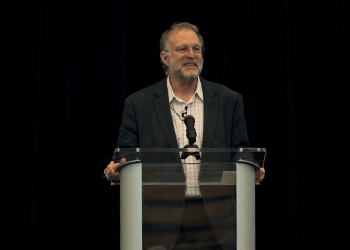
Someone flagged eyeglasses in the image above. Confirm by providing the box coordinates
[165,46,204,55]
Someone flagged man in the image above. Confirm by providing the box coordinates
[105,22,265,250]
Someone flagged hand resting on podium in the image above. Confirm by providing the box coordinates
[104,157,265,184]
[255,167,265,184]
[104,158,126,181]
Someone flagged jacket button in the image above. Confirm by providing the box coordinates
[179,203,184,208]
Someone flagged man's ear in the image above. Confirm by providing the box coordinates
[160,52,170,67]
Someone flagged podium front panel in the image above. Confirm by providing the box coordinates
[113,148,266,250]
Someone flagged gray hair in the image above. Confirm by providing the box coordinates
[160,22,204,75]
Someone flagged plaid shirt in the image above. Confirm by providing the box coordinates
[167,76,204,197]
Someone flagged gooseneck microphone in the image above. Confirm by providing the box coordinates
[181,115,201,159]
[184,115,196,145]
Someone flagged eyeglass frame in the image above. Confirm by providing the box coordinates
[164,46,205,55]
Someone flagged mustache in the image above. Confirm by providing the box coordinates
[181,60,199,67]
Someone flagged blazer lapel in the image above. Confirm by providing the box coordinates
[153,78,179,148]
[152,77,219,149]
[201,77,219,148]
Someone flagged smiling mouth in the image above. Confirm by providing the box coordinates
[183,63,197,67]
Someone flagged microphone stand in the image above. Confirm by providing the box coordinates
[181,115,201,160]
[180,143,201,160]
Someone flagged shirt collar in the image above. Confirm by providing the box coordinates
[167,76,203,103]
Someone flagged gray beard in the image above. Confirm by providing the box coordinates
[169,58,204,82]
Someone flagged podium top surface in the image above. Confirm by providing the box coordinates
[114,148,266,153]
[111,148,266,185]
[113,147,266,169]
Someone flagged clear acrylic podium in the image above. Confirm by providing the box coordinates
[112,148,266,250]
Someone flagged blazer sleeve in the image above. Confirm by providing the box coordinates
[230,94,254,163]
[231,94,250,148]
[114,97,140,162]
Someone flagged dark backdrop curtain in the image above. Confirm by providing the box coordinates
[12,0,346,249]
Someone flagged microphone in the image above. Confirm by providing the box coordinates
[182,106,188,118]
[181,115,200,159]
[184,115,196,145]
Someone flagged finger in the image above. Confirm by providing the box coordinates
[259,170,265,181]
[112,158,126,172]
[105,165,111,175]
[104,168,111,180]
[106,166,112,176]
[259,168,265,176]
[255,172,260,181]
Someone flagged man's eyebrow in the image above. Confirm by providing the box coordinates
[176,44,201,48]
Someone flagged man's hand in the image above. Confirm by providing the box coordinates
[104,158,126,181]
[255,168,265,184]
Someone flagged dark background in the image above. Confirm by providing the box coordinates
[12,0,346,249]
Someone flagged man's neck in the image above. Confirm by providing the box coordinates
[169,75,198,103]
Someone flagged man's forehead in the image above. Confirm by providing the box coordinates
[167,29,200,47]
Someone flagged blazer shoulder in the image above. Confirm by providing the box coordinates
[201,77,242,99]
[126,78,167,102]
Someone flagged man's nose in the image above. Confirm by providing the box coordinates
[186,48,196,58]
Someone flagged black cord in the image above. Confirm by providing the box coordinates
[170,104,188,121]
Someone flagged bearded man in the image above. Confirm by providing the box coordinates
[104,22,265,250]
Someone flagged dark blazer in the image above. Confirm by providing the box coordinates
[115,76,249,250]
[116,76,249,150]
